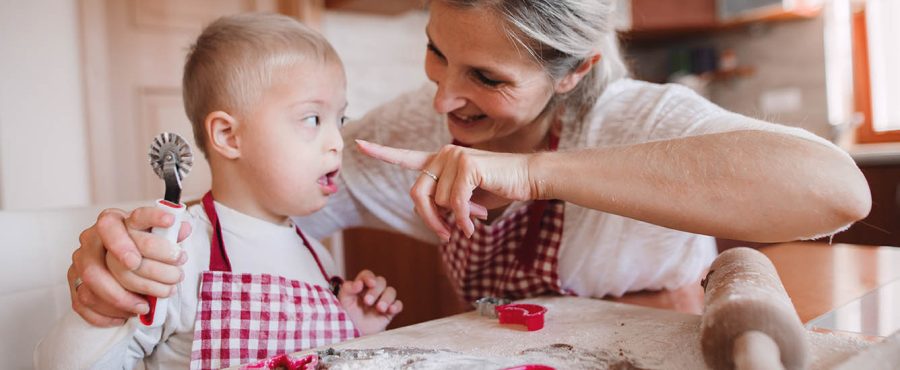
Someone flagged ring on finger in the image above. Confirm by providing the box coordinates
[421,169,438,182]
[73,276,84,291]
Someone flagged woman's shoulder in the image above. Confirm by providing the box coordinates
[343,83,446,151]
[595,78,711,113]
[567,79,724,147]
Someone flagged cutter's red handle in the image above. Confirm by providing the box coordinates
[138,199,185,327]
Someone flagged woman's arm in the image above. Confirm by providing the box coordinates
[532,130,870,242]
[357,129,870,243]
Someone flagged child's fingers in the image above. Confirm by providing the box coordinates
[129,229,186,266]
[338,279,363,302]
[354,269,375,284]
[388,300,403,315]
[107,253,176,298]
[131,258,184,285]
[364,275,387,306]
[375,286,397,313]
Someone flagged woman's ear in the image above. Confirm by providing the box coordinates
[205,111,241,159]
[555,53,602,94]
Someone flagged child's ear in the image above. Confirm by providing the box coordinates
[555,53,602,94]
[205,111,241,159]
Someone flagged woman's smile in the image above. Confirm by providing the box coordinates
[448,111,488,128]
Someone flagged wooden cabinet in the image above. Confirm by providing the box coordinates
[630,0,717,31]
[343,228,468,329]
[625,0,822,40]
[717,0,822,22]
[830,164,900,247]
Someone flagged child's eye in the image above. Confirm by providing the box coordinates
[301,115,320,128]
[340,116,349,127]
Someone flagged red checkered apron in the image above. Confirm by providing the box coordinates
[441,132,571,303]
[190,192,359,370]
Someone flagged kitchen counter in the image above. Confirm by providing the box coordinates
[233,296,869,369]
[232,242,899,368]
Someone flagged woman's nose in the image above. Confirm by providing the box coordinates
[432,77,467,114]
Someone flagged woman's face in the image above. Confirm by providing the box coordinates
[424,1,559,147]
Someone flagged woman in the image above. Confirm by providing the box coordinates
[70,0,869,326]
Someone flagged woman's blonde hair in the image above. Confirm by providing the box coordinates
[439,0,629,124]
[182,13,339,156]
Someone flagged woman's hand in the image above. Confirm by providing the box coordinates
[356,139,542,241]
[337,270,403,335]
[71,207,191,327]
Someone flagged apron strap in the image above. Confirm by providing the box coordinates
[518,200,549,269]
[202,191,333,283]
[294,227,334,283]
[202,191,233,272]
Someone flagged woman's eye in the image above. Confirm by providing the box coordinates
[301,115,320,128]
[473,71,502,87]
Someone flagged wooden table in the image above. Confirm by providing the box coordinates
[231,243,899,369]
[233,296,869,369]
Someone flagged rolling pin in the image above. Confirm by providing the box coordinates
[700,247,809,370]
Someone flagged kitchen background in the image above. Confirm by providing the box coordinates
[4,0,896,241]
[0,1,898,368]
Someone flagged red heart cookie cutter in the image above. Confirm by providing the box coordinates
[495,303,548,331]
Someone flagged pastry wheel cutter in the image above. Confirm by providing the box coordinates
[140,132,193,327]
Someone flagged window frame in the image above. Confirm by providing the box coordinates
[853,4,900,143]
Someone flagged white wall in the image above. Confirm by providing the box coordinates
[322,10,430,120]
[0,0,91,210]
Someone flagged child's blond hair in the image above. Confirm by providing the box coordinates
[183,13,340,156]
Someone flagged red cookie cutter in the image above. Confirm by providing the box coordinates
[495,303,548,331]
[503,365,556,370]
[241,353,317,370]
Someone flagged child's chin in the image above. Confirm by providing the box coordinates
[286,200,327,218]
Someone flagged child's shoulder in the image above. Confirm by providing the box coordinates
[177,203,213,257]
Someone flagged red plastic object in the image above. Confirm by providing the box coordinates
[495,303,548,331]
[502,365,555,370]
[240,353,318,370]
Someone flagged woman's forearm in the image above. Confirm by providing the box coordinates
[532,130,871,242]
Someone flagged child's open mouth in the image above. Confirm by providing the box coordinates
[317,169,339,194]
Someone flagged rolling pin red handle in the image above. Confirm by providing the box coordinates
[139,199,185,327]
[733,331,785,370]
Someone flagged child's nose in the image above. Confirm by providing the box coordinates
[324,121,343,153]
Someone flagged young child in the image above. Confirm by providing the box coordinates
[35,13,402,370]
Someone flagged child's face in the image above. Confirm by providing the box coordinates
[237,59,347,219]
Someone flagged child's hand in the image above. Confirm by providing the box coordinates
[337,270,403,335]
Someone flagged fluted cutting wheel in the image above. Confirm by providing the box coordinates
[148,132,193,181]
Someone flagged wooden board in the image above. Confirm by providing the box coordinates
[231,296,873,369]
